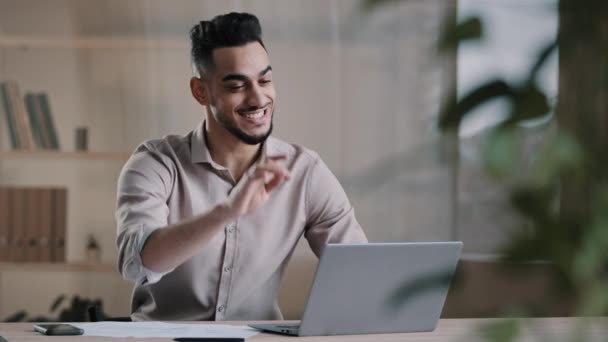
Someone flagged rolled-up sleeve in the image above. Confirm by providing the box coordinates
[115,148,175,285]
[304,157,368,256]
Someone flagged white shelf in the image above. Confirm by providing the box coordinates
[0,35,187,49]
[0,150,130,161]
[0,262,115,272]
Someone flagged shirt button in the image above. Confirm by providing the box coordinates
[227,225,235,233]
[217,305,225,313]
[223,266,231,273]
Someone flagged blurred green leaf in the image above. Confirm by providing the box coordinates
[3,310,27,323]
[439,80,513,131]
[591,185,608,216]
[500,230,544,263]
[3,294,106,322]
[510,186,557,221]
[509,84,551,123]
[439,17,483,51]
[50,294,66,312]
[573,217,608,280]
[530,132,584,185]
[480,319,521,342]
[482,128,517,178]
[578,283,608,316]
[527,41,558,83]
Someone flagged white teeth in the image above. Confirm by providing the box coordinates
[244,111,264,119]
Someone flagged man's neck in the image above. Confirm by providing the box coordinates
[204,123,262,182]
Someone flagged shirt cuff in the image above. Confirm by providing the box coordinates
[123,224,174,285]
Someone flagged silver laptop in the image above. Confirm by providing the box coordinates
[249,241,462,336]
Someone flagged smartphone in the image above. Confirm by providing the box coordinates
[33,323,84,336]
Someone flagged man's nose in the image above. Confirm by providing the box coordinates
[246,85,266,108]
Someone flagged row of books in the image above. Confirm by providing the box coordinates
[0,186,67,262]
[0,80,61,150]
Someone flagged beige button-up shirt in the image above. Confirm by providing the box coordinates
[116,122,367,321]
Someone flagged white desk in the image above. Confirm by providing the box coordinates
[0,318,608,342]
[1,318,607,341]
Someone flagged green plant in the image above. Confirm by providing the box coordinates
[440,0,608,318]
[2,294,105,322]
[364,0,608,339]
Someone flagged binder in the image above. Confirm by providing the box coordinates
[38,188,54,262]
[9,188,26,262]
[0,187,10,261]
[52,188,67,262]
[23,188,41,262]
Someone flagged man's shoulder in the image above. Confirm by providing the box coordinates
[131,132,192,164]
[267,136,320,165]
[135,132,190,154]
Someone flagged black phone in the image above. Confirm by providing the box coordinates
[33,323,84,336]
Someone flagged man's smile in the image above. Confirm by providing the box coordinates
[237,106,271,125]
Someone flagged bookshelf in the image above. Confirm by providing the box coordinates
[0,29,192,266]
[0,3,197,320]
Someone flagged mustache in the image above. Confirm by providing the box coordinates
[237,103,271,113]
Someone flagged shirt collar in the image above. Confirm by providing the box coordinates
[190,121,277,169]
[190,121,218,166]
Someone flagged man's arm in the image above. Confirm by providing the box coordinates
[116,150,290,283]
[304,157,368,257]
[139,203,233,272]
[141,155,290,272]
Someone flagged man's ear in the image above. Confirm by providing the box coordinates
[190,77,210,106]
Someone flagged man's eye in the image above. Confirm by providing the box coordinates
[227,84,244,91]
[260,79,272,85]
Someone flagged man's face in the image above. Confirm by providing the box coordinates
[205,42,275,145]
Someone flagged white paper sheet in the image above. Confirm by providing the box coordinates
[69,321,259,339]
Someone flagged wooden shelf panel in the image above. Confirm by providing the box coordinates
[0,35,187,49]
[0,150,130,161]
[0,262,116,272]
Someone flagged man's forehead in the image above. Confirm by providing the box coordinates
[211,42,270,77]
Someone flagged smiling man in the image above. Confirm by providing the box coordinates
[115,12,367,321]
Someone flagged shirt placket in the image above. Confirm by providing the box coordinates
[214,166,256,319]
[215,219,238,320]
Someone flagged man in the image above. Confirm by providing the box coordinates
[116,12,367,321]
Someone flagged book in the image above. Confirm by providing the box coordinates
[24,93,48,149]
[37,93,60,150]
[0,82,20,149]
[4,81,36,149]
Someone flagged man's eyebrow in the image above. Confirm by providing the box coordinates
[221,65,272,82]
[222,74,248,82]
[259,65,272,76]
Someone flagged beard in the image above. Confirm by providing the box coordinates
[215,107,274,145]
